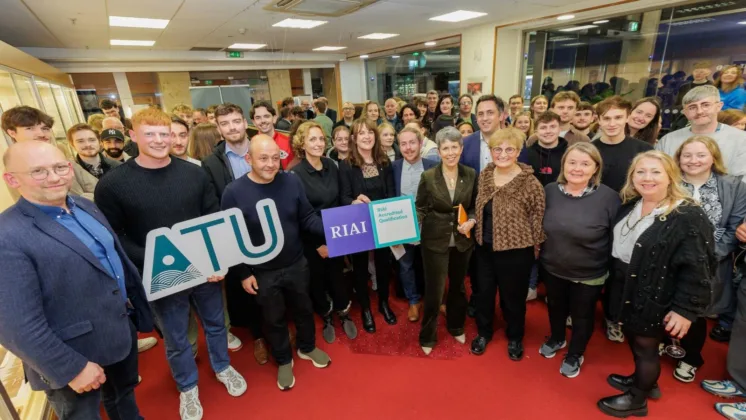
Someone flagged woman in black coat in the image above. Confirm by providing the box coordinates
[598,150,717,418]
[339,118,396,333]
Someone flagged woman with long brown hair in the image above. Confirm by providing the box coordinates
[626,97,662,145]
[339,118,397,333]
[716,64,746,111]
[188,123,221,161]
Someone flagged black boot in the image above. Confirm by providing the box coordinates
[710,325,732,342]
[470,335,489,355]
[597,391,648,418]
[507,340,524,361]
[361,309,376,333]
[607,374,662,399]
[379,300,397,325]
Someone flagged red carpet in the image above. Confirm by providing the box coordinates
[133,291,727,420]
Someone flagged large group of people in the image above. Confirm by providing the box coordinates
[2,77,746,420]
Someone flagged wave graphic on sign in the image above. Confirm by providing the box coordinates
[151,265,203,293]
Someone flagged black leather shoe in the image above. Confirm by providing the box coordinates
[607,374,662,399]
[507,340,524,361]
[710,325,732,342]
[470,335,489,355]
[379,301,397,325]
[361,309,376,333]
[597,391,648,418]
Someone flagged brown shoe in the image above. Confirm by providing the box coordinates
[439,304,447,315]
[253,338,268,365]
[408,303,421,322]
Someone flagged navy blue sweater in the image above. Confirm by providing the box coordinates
[221,173,324,276]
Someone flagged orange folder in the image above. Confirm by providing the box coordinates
[456,204,470,238]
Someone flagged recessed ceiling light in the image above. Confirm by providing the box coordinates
[425,41,437,46]
[228,43,267,50]
[559,25,598,32]
[593,20,610,24]
[739,21,746,24]
[557,14,575,20]
[360,55,369,59]
[391,55,400,58]
[313,46,346,51]
[429,10,487,22]
[109,16,169,29]
[110,39,155,46]
[272,18,327,29]
[358,33,399,40]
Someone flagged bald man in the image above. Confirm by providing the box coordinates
[0,141,153,420]
[221,134,331,391]
[384,98,403,132]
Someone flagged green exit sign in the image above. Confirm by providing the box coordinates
[628,21,640,32]
[205,80,213,85]
[226,51,243,58]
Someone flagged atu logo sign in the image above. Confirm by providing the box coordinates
[142,199,284,301]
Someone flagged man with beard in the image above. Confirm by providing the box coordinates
[100,128,130,162]
[102,116,138,158]
[68,123,121,179]
[251,100,293,169]
[573,101,596,138]
[202,102,269,365]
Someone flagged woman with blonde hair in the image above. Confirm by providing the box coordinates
[378,122,401,162]
[471,127,546,360]
[188,123,221,161]
[598,150,717,418]
[717,109,746,131]
[87,113,105,133]
[670,136,746,383]
[511,111,535,138]
[530,95,549,120]
[365,101,383,125]
[539,142,621,378]
[289,121,357,343]
[716,64,746,111]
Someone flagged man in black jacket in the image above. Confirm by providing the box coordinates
[202,103,269,365]
[518,111,568,186]
[68,123,122,179]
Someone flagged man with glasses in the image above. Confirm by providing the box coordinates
[507,95,524,124]
[0,140,154,420]
[657,85,746,177]
[334,102,356,129]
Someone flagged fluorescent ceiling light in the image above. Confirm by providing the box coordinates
[360,55,369,59]
[557,14,575,20]
[313,46,346,51]
[109,16,169,29]
[425,41,437,46]
[739,21,746,24]
[593,20,610,24]
[429,10,487,22]
[559,25,598,32]
[228,43,266,49]
[391,55,400,58]
[358,33,399,40]
[110,39,155,46]
[272,18,327,29]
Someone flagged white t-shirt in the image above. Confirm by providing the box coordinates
[656,124,746,178]
[612,201,670,264]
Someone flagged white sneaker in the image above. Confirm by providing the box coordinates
[606,319,625,343]
[179,387,203,420]
[526,288,537,301]
[216,366,247,397]
[674,361,697,383]
[137,337,157,353]
[227,332,243,352]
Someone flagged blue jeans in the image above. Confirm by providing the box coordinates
[151,281,230,392]
[399,244,422,305]
[45,320,142,420]
[528,263,539,289]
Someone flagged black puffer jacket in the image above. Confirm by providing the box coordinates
[610,200,717,336]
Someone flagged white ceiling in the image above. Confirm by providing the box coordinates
[0,0,608,56]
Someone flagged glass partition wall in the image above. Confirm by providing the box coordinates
[521,0,746,133]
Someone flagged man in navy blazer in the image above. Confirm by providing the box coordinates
[0,141,153,420]
[460,94,506,175]
[392,127,437,321]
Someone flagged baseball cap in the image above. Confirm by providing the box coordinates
[101,128,124,141]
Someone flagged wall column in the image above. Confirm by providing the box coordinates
[321,68,339,113]
[112,72,135,118]
[302,69,313,95]
[617,11,661,101]
[267,69,293,106]
[156,72,192,112]
[493,27,524,100]
[339,60,366,103]
[460,23,496,95]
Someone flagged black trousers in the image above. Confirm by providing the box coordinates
[45,320,142,420]
[350,248,392,309]
[224,265,264,339]
[679,317,707,367]
[303,243,349,316]
[475,245,534,341]
[542,265,603,357]
[625,328,662,399]
[419,246,473,347]
[254,257,316,365]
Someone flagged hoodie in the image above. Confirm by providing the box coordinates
[520,137,568,186]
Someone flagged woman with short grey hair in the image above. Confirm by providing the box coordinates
[435,126,464,148]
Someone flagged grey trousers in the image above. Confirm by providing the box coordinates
[728,276,746,390]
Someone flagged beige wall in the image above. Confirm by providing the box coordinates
[321,68,339,117]
[157,72,192,112]
[493,27,524,100]
[461,24,496,95]
[266,70,292,106]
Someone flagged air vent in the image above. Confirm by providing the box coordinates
[190,47,283,53]
[190,47,224,51]
[264,0,379,17]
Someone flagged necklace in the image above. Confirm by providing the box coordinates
[443,171,457,188]
[619,201,662,239]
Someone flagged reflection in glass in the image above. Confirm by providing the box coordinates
[11,74,39,108]
[51,84,75,133]
[35,80,65,140]
[0,71,22,113]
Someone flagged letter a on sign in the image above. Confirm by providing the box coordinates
[142,199,285,301]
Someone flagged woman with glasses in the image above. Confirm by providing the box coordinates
[457,94,478,129]
[471,127,546,360]
[327,126,351,163]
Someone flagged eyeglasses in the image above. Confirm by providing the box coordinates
[343,107,355,111]
[459,101,472,106]
[491,147,517,156]
[685,102,718,113]
[10,163,72,180]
